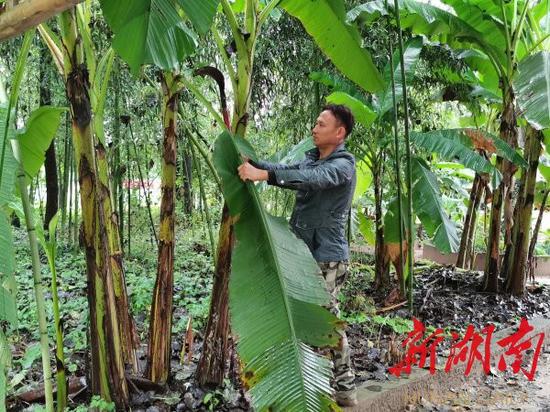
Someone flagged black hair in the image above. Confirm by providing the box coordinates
[322,104,355,137]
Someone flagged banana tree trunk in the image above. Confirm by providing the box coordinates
[505,127,542,295]
[457,172,487,269]
[60,10,129,407]
[147,72,179,384]
[484,85,517,292]
[457,174,481,268]
[197,37,254,387]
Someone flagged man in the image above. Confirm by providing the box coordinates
[237,104,358,407]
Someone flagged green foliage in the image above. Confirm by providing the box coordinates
[16,106,66,182]
[372,315,413,334]
[281,0,384,93]
[99,0,198,74]
[412,156,459,254]
[214,131,340,411]
[516,51,550,131]
[178,0,220,35]
[326,91,376,127]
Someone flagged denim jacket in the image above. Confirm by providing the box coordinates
[253,143,356,262]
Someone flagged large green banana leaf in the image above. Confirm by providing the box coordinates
[213,131,341,411]
[99,0,198,74]
[516,52,550,131]
[411,157,459,254]
[281,0,384,93]
[177,0,220,35]
[16,106,66,182]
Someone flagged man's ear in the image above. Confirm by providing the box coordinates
[336,125,346,141]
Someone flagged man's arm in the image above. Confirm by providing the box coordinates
[237,158,302,183]
[249,159,301,172]
[269,157,354,191]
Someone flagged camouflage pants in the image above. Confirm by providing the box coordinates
[318,261,356,397]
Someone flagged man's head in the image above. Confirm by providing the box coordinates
[312,105,355,153]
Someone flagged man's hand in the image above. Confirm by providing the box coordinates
[238,162,268,182]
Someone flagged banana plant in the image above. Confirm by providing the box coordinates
[350,0,550,294]
[99,0,218,384]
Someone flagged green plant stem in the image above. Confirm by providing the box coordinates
[392,0,414,311]
[13,147,54,412]
[211,25,237,93]
[44,236,67,411]
[220,0,246,53]
[258,0,282,28]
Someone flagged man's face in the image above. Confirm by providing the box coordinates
[312,110,345,149]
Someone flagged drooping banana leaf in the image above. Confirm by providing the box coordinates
[16,106,66,182]
[410,128,527,180]
[516,51,550,131]
[281,0,384,93]
[213,131,341,411]
[411,157,459,254]
[99,0,198,74]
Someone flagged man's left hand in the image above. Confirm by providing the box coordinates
[238,162,268,182]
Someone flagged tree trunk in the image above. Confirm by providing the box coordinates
[146,72,179,384]
[505,127,542,295]
[196,205,235,386]
[527,188,549,282]
[197,12,256,386]
[484,85,517,292]
[60,10,131,407]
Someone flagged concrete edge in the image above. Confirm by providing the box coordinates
[346,317,550,412]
